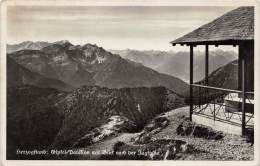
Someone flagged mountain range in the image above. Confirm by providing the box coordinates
[6,40,240,160]
[110,49,237,82]
[7,41,188,95]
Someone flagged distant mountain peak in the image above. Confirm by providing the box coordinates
[53,40,72,47]
[20,41,34,44]
[7,41,51,53]
[82,43,102,51]
[83,43,97,47]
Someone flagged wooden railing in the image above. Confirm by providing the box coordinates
[191,83,254,95]
[190,83,254,131]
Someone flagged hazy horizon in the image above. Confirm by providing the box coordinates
[7,39,238,53]
[7,6,236,51]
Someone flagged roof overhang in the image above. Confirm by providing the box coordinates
[170,7,254,47]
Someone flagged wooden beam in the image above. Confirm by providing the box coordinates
[190,45,194,121]
[171,40,254,46]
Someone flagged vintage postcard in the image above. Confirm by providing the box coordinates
[0,0,259,165]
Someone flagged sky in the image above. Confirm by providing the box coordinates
[7,6,237,51]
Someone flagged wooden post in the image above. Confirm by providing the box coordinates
[238,46,242,92]
[205,45,209,85]
[205,45,213,119]
[190,45,194,121]
[239,43,246,135]
[241,48,246,135]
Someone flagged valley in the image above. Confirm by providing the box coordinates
[7,85,184,159]
[111,49,237,82]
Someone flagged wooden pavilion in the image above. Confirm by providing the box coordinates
[171,7,254,135]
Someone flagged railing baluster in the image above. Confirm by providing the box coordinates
[214,93,216,121]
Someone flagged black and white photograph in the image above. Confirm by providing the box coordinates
[0,0,259,164]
